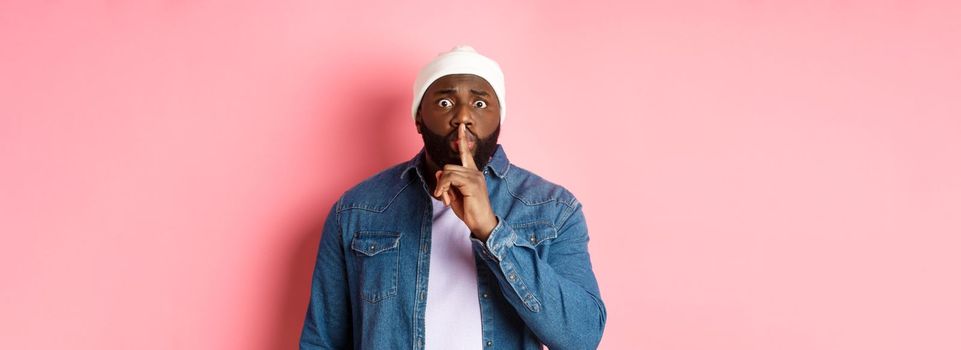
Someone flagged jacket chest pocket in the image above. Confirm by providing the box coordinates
[350,231,402,303]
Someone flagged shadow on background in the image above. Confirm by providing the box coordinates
[264,58,420,349]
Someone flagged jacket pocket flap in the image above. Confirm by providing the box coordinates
[351,231,402,256]
[511,221,558,248]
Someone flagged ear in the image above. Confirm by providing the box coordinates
[414,108,423,134]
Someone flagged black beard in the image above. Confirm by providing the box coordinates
[419,122,501,170]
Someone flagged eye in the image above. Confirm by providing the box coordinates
[437,99,453,108]
[473,100,487,108]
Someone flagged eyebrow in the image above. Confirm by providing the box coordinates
[470,89,490,97]
[433,88,490,97]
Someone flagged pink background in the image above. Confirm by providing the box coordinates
[2,1,960,349]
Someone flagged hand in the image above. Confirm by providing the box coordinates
[433,124,498,240]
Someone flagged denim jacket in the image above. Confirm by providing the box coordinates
[300,145,606,349]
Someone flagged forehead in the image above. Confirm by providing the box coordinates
[426,74,494,93]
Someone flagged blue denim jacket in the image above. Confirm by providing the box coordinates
[300,145,606,349]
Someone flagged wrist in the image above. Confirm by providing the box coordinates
[472,215,498,242]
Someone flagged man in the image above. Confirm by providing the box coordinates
[300,46,606,350]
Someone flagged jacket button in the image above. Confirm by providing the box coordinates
[486,340,493,347]
[482,293,489,298]
[508,273,516,281]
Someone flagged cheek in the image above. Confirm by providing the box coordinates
[417,115,440,130]
[482,110,501,124]
[419,118,449,137]
[423,117,449,132]
[420,106,448,122]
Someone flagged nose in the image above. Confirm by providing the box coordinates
[451,103,473,128]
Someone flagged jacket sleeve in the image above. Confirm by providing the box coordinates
[300,202,353,349]
[470,199,607,349]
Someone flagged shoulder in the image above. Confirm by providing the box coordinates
[335,161,416,213]
[501,163,579,209]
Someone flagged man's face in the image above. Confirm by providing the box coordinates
[416,74,501,169]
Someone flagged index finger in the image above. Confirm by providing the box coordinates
[458,123,477,169]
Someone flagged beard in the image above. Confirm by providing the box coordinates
[419,122,501,170]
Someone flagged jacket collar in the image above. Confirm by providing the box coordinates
[401,144,510,182]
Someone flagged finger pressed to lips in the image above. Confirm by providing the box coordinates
[458,124,477,168]
[451,125,477,152]
[433,125,479,204]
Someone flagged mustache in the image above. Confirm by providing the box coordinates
[419,121,500,170]
[444,127,478,142]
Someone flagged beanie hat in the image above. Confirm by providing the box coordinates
[411,45,506,123]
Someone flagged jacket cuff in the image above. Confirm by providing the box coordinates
[471,215,512,262]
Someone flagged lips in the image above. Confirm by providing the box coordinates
[450,129,478,152]
[451,139,475,152]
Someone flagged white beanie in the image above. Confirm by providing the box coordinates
[411,45,506,123]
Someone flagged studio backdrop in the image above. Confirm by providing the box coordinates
[2,1,960,349]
